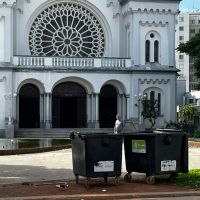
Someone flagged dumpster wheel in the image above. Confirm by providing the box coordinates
[85,177,91,188]
[114,176,120,185]
[75,174,79,184]
[124,173,132,183]
[146,176,156,184]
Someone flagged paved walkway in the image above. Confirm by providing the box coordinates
[0,148,199,185]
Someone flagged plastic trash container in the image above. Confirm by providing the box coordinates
[70,132,123,187]
[123,129,188,184]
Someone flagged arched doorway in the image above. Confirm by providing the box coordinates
[19,84,40,128]
[99,84,117,128]
[52,82,86,128]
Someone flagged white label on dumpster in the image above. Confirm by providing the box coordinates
[94,161,114,172]
[161,160,176,172]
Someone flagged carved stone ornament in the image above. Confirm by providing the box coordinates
[139,79,170,85]
[106,0,120,17]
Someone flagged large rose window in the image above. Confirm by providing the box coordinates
[29,3,105,57]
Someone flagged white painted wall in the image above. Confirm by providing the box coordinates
[0,17,5,61]
[0,0,15,62]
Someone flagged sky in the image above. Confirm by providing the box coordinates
[180,0,200,12]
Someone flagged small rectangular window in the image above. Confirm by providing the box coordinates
[190,29,195,34]
[179,26,184,31]
[179,36,184,41]
[179,55,184,59]
[179,17,184,22]
[189,99,194,104]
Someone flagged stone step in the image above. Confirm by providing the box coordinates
[15,128,113,138]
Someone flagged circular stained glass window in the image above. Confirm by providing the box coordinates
[29,3,105,57]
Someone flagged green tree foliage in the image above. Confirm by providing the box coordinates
[179,104,197,124]
[141,99,159,129]
[176,33,200,78]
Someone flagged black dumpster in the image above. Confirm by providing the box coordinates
[70,133,123,187]
[123,129,188,184]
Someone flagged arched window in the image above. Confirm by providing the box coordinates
[145,32,160,63]
[150,91,155,101]
[145,40,150,63]
[154,40,159,62]
[158,93,161,115]
[144,88,163,117]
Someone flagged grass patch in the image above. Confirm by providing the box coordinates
[176,169,200,189]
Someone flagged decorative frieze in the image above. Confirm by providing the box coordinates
[106,0,120,18]
[139,21,169,27]
[0,0,16,7]
[122,8,179,17]
[139,78,170,85]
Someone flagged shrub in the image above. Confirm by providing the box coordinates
[194,130,200,138]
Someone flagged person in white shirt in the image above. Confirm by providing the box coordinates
[114,114,124,134]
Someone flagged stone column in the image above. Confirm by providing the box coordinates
[4,92,16,138]
[94,93,99,128]
[45,92,51,129]
[87,94,92,128]
[12,92,17,126]
[40,93,45,128]
[117,94,122,116]
[125,94,130,120]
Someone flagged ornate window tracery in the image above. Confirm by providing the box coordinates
[29,3,105,57]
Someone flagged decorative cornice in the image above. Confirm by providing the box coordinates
[122,8,179,17]
[107,0,120,18]
[139,78,170,85]
[139,21,169,27]
[0,0,16,7]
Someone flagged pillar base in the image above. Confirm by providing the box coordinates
[88,121,100,128]
[45,121,51,129]
[5,124,14,138]
[94,121,99,128]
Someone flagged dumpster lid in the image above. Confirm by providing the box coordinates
[155,129,182,132]
[70,132,123,139]
[154,129,185,134]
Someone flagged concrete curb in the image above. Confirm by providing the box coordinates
[1,191,200,200]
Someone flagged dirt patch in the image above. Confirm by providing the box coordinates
[0,178,198,199]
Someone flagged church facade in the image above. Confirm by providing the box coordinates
[0,0,180,138]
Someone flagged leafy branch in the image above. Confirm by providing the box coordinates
[141,99,159,130]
